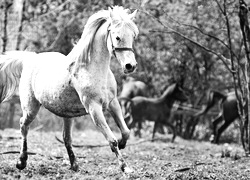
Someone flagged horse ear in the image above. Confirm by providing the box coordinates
[129,9,138,21]
[109,7,119,25]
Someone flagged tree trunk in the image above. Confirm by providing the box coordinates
[238,0,250,154]
[16,0,26,50]
[2,0,12,53]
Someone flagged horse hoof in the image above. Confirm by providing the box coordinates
[121,164,133,173]
[70,163,79,172]
[16,161,27,170]
[209,135,215,142]
[118,139,126,150]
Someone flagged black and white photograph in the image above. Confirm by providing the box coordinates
[0,0,250,179]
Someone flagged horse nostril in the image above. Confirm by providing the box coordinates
[125,64,133,71]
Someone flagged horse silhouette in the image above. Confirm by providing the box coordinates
[195,90,247,143]
[118,77,147,118]
[123,83,187,142]
[0,6,139,173]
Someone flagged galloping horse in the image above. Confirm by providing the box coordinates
[124,83,187,142]
[195,90,246,143]
[118,76,147,118]
[0,6,139,173]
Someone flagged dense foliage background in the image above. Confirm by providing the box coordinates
[0,0,246,143]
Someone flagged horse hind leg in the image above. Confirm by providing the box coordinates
[211,115,223,143]
[135,121,142,138]
[62,118,78,171]
[16,101,40,170]
[152,121,159,141]
[164,121,176,143]
[214,118,233,144]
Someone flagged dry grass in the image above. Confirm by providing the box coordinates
[0,129,250,180]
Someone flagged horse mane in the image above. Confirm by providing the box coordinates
[67,10,108,66]
[67,6,139,68]
[157,83,177,103]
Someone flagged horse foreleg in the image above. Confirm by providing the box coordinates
[164,121,176,143]
[152,121,158,141]
[211,115,223,143]
[62,118,78,171]
[108,98,130,149]
[89,101,131,173]
[16,105,40,170]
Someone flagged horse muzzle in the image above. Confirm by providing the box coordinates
[123,63,137,74]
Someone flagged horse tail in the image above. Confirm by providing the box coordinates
[0,52,32,103]
[195,90,227,117]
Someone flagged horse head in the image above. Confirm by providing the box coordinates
[172,83,188,102]
[161,83,188,104]
[107,7,139,74]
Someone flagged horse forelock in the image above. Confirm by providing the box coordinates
[110,7,139,37]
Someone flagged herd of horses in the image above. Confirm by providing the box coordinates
[118,78,243,144]
[118,78,187,142]
[0,6,244,173]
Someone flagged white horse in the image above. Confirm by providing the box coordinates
[0,6,139,173]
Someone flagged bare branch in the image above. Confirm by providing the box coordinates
[31,0,71,21]
[164,13,240,62]
[45,17,75,52]
[140,9,234,74]
[214,0,225,15]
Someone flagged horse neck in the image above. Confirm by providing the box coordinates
[88,23,111,78]
[158,90,175,108]
[213,91,226,100]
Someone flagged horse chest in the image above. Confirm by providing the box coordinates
[75,79,110,108]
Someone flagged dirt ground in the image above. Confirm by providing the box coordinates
[0,128,250,180]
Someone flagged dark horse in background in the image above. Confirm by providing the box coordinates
[124,83,188,142]
[195,90,247,144]
[118,77,148,118]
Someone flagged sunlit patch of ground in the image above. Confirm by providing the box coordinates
[0,128,250,179]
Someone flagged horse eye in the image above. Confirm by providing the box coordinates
[116,36,121,41]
